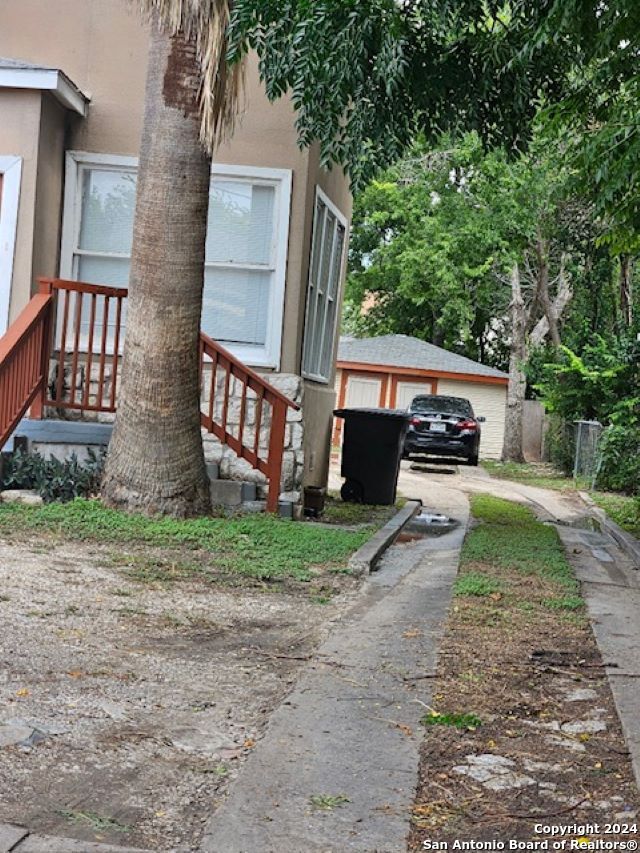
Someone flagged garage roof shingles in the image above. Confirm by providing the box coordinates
[338,334,508,380]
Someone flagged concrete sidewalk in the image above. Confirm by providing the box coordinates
[558,524,640,789]
[201,494,469,852]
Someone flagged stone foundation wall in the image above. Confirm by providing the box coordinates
[44,359,305,499]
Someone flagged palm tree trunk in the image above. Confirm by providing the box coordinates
[102,19,211,517]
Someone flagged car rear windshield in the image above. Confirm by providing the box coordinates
[411,395,474,417]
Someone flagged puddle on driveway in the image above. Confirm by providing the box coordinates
[396,510,459,543]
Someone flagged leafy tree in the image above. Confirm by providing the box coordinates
[104,1,580,515]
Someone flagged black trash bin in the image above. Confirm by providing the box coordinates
[334,408,409,505]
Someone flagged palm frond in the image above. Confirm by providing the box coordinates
[138,0,245,151]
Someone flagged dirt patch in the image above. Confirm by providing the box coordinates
[409,532,640,847]
[0,536,360,851]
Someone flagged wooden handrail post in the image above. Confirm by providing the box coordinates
[266,400,287,514]
[30,279,55,420]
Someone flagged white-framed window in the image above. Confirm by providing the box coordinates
[0,156,23,336]
[60,152,292,368]
[302,187,348,383]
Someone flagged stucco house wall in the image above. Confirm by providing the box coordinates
[0,0,352,493]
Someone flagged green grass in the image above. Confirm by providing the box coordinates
[463,494,578,590]
[482,462,640,541]
[541,595,585,611]
[481,460,586,491]
[0,499,370,582]
[591,492,640,539]
[454,571,501,597]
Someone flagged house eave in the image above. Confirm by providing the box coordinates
[0,67,89,116]
[336,360,509,386]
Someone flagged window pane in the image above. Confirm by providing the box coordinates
[202,267,270,346]
[206,181,275,266]
[79,169,136,254]
[77,254,130,288]
[328,225,345,299]
[75,256,129,351]
[303,196,346,381]
[318,210,336,295]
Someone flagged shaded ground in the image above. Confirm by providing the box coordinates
[409,495,639,848]
[0,518,366,851]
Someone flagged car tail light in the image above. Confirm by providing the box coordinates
[410,416,422,426]
[456,419,478,431]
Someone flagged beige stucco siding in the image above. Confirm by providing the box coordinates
[0,0,351,379]
[436,378,507,459]
[0,89,42,324]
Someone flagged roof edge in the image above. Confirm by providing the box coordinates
[0,66,89,116]
[336,359,509,385]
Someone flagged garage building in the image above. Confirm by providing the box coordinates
[334,335,509,459]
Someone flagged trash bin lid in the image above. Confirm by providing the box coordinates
[333,407,410,420]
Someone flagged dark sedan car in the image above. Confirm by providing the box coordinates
[403,394,485,465]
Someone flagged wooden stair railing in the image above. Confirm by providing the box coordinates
[0,278,299,513]
[0,284,53,448]
[199,333,300,513]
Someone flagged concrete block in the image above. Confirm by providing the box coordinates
[210,479,243,507]
[278,500,293,519]
[0,490,43,507]
[241,500,267,514]
[206,462,220,481]
[241,482,257,502]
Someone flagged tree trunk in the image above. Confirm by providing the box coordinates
[102,21,212,517]
[502,263,527,463]
[619,254,633,327]
[529,253,573,347]
[534,231,561,348]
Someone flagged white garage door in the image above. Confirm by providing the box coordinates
[396,381,433,410]
[345,376,381,408]
[437,379,507,459]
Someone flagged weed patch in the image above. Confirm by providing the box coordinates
[542,594,585,611]
[309,794,350,811]
[57,810,130,834]
[421,712,482,730]
[454,572,501,597]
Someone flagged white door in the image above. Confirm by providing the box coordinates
[0,157,22,336]
[346,376,381,408]
[396,381,433,410]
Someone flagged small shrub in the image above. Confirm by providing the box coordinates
[595,422,640,495]
[1,448,105,503]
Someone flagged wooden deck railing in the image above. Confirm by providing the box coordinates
[41,277,127,413]
[0,278,299,512]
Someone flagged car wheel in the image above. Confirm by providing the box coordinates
[341,479,364,503]
[467,453,479,467]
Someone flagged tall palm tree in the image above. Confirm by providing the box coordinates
[101,2,243,516]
